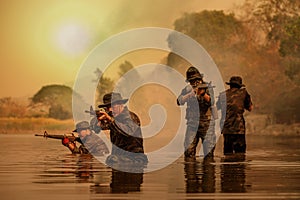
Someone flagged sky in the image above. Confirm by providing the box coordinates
[0,0,245,98]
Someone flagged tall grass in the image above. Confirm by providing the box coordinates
[0,117,75,134]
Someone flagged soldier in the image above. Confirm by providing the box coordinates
[216,76,253,155]
[62,121,109,156]
[177,66,215,159]
[97,92,148,165]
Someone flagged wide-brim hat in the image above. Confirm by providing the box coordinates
[226,76,245,87]
[98,92,128,108]
[73,121,90,132]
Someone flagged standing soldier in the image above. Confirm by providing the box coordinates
[216,76,253,155]
[177,66,215,159]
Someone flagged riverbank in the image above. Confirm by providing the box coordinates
[1,115,300,136]
[246,114,300,136]
[0,117,74,134]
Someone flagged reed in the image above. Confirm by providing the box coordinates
[0,117,74,134]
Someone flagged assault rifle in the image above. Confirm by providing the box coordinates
[34,131,81,143]
[195,81,215,90]
[85,106,107,118]
[195,81,218,120]
[85,106,111,133]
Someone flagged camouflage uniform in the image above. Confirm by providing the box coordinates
[80,131,109,156]
[216,76,252,154]
[178,86,213,158]
[106,106,148,165]
[177,67,216,158]
[71,121,109,156]
[69,140,89,154]
[97,92,148,165]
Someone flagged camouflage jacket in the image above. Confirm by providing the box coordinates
[177,85,212,128]
[80,131,110,156]
[217,87,252,135]
[109,106,145,154]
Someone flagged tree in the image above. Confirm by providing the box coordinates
[279,16,300,57]
[170,8,300,123]
[238,0,300,85]
[118,60,136,77]
[31,85,76,119]
[0,97,27,118]
[173,10,245,51]
[238,0,300,45]
[115,61,143,97]
[93,68,115,103]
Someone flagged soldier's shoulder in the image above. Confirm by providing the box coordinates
[129,111,141,126]
[218,90,226,97]
[240,87,247,92]
[239,87,251,96]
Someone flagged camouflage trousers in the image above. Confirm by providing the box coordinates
[106,146,148,166]
[223,134,246,155]
[184,120,216,158]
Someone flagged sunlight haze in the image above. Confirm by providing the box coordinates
[0,0,245,98]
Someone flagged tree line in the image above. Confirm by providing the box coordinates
[1,0,299,123]
[167,0,300,123]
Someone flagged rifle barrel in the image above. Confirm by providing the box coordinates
[46,135,65,139]
[34,134,45,137]
[34,133,80,142]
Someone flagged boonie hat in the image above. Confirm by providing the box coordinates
[186,66,203,82]
[226,76,245,87]
[73,121,90,132]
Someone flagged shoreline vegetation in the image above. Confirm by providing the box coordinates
[0,117,74,134]
[0,114,299,136]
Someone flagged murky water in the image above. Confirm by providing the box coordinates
[0,134,299,200]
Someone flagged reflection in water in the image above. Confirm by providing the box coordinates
[34,154,108,184]
[0,135,299,199]
[110,170,143,193]
[74,154,94,183]
[221,154,248,193]
[184,157,216,193]
[91,168,144,194]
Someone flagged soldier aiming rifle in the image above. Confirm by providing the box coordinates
[177,66,217,159]
[35,130,79,141]
[35,121,109,156]
[35,130,88,154]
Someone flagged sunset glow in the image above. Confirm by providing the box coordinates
[53,22,92,56]
[0,0,245,98]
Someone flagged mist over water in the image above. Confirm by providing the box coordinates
[0,134,299,199]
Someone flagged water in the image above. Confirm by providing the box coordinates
[0,134,299,200]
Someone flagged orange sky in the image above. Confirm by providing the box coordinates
[0,0,244,98]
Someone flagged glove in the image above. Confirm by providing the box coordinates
[62,137,71,146]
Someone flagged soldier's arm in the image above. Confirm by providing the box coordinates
[177,86,195,105]
[216,92,226,110]
[244,90,253,112]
